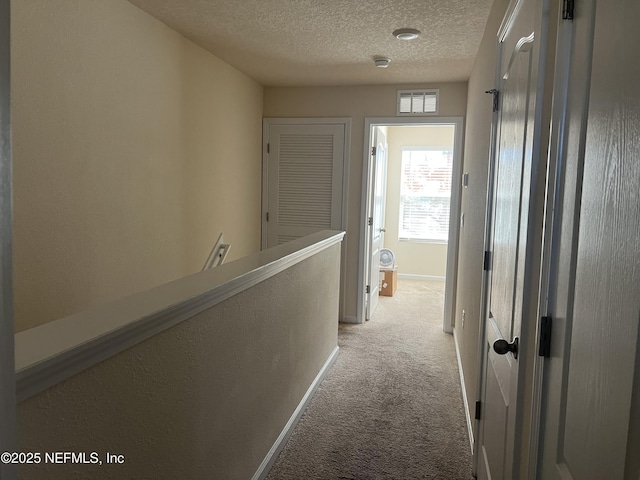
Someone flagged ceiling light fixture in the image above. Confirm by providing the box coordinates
[374,57,391,68]
[393,28,421,41]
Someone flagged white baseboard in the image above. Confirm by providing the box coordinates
[397,274,445,281]
[341,315,358,324]
[453,328,474,454]
[252,345,340,480]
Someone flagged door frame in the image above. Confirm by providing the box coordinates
[472,46,503,473]
[262,117,351,321]
[473,0,555,475]
[527,6,575,477]
[365,126,388,320]
[357,116,464,332]
[0,0,16,477]
[531,1,598,476]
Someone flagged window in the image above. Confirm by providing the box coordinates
[399,147,453,242]
[397,90,439,116]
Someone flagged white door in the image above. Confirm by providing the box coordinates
[476,0,552,478]
[365,127,388,320]
[537,0,640,478]
[263,121,346,248]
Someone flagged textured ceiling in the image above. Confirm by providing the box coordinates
[127,0,494,87]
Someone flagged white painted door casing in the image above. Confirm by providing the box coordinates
[476,0,553,478]
[263,122,346,248]
[365,127,388,320]
[358,117,464,328]
[537,0,640,478]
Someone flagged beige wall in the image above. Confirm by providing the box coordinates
[18,242,341,480]
[264,83,467,319]
[11,0,263,331]
[454,0,510,443]
[384,125,455,278]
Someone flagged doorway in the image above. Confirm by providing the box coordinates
[358,117,464,332]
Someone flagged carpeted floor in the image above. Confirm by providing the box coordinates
[266,279,474,480]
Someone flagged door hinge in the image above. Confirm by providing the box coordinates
[539,316,553,357]
[371,146,377,156]
[366,285,371,294]
[368,217,373,226]
[267,142,270,154]
[475,401,482,420]
[562,0,574,20]
[266,212,269,222]
[483,250,491,271]
[485,88,500,112]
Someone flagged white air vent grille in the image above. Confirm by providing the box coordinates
[397,90,439,116]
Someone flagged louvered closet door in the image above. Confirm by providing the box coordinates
[266,124,345,247]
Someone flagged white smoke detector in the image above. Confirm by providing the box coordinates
[374,57,391,68]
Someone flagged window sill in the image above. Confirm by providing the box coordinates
[398,238,448,245]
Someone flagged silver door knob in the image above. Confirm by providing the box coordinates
[380,228,386,232]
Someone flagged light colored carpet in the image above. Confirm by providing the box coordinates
[266,279,474,480]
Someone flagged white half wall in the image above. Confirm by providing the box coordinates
[17,234,343,480]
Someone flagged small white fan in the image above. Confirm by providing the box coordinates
[379,248,395,268]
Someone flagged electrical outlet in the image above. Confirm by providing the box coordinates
[462,309,466,328]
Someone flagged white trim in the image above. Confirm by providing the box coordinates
[261,120,270,249]
[261,117,351,248]
[475,0,554,475]
[498,0,526,42]
[442,124,463,334]
[202,233,231,270]
[454,329,475,453]
[399,145,452,151]
[15,230,345,402]
[262,117,351,323]
[528,9,577,479]
[358,117,464,335]
[473,36,504,478]
[342,315,358,324]
[252,346,339,480]
[398,238,448,245]
[397,274,445,282]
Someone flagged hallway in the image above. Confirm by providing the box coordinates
[266,280,473,479]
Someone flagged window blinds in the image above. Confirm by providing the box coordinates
[399,148,453,242]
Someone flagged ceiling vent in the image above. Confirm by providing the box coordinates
[397,89,439,116]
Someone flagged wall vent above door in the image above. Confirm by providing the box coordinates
[397,89,439,116]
